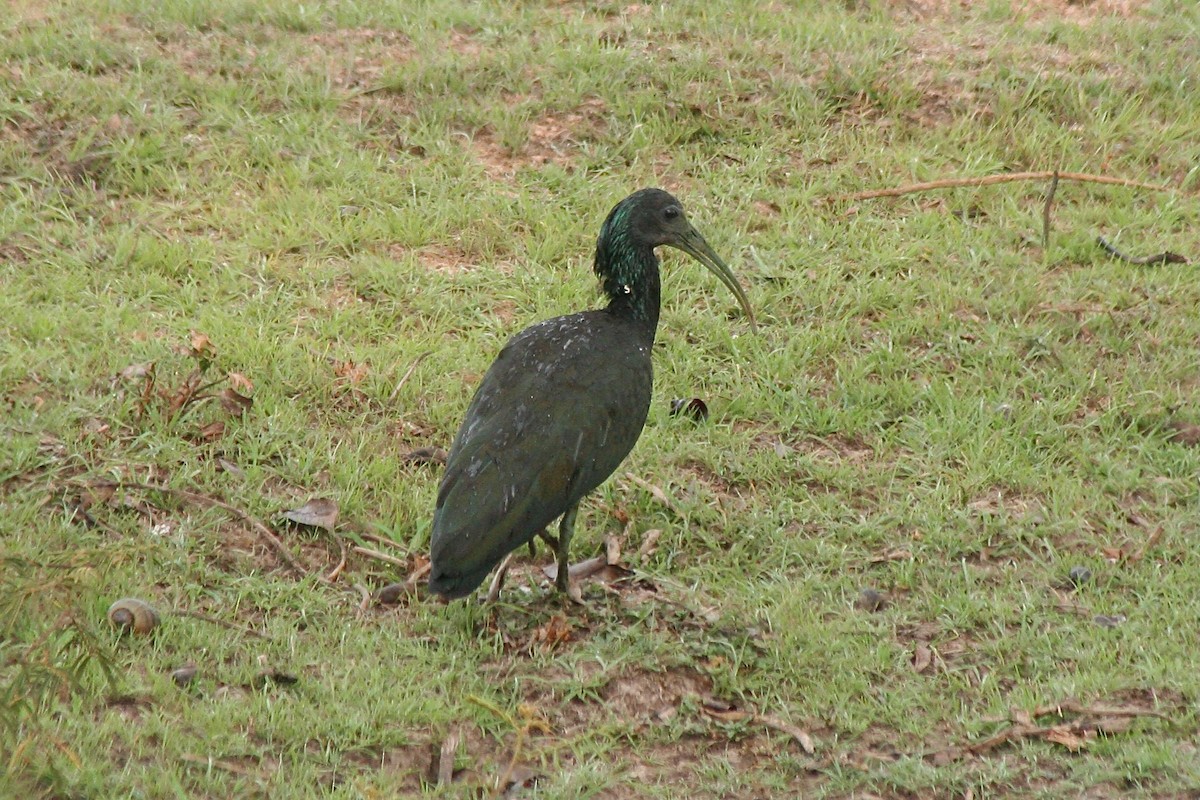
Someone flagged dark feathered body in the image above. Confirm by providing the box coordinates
[427,188,753,600]
[428,311,654,598]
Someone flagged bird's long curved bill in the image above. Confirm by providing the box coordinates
[675,228,758,333]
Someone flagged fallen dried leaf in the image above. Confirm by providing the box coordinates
[228,372,254,393]
[283,497,339,531]
[912,643,933,674]
[219,387,253,416]
[530,614,571,651]
[333,359,369,385]
[757,714,817,754]
[117,362,154,381]
[401,447,448,466]
[638,529,661,559]
[189,330,217,362]
[1044,725,1087,751]
[605,534,621,565]
[196,420,225,441]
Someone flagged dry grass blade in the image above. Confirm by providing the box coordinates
[1041,169,1059,250]
[351,545,408,568]
[388,350,433,403]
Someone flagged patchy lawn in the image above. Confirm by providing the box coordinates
[3,0,1199,797]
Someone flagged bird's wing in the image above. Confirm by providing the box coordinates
[430,313,651,587]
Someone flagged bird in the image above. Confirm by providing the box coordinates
[428,188,755,601]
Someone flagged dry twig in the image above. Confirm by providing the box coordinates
[1096,236,1189,265]
[836,171,1174,202]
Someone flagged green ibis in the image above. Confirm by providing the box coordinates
[428,188,755,600]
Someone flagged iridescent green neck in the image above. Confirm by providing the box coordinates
[593,202,661,333]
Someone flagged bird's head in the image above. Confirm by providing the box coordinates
[598,188,757,331]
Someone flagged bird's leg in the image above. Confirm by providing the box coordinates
[533,527,557,557]
[555,504,579,597]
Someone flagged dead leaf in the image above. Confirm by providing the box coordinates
[117,362,154,381]
[219,387,253,416]
[604,535,621,565]
[217,458,245,478]
[1044,725,1087,751]
[228,372,254,393]
[283,497,339,531]
[638,529,661,559]
[188,331,217,361]
[333,359,369,385]
[196,420,225,441]
[530,614,571,651]
[401,447,448,466]
[757,714,817,754]
[912,643,933,674]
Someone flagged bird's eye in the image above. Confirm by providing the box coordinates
[664,206,680,220]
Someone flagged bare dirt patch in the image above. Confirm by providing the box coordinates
[889,0,1149,23]
[386,242,480,275]
[471,98,609,180]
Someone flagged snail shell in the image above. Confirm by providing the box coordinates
[107,598,160,635]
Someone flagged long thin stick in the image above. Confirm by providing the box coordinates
[836,171,1174,202]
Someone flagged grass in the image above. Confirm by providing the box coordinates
[3,0,1200,796]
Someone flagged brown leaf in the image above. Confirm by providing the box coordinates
[401,447,448,466]
[117,362,154,381]
[188,330,216,361]
[912,643,933,674]
[228,372,254,393]
[282,497,339,531]
[1044,725,1087,751]
[530,614,571,651]
[604,534,622,565]
[333,359,369,385]
[757,713,817,754]
[638,528,661,559]
[196,420,225,441]
[219,387,253,416]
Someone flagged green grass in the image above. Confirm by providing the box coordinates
[3,0,1200,796]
